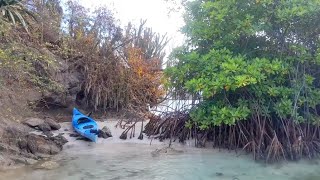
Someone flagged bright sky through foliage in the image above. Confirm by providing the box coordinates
[80,0,185,59]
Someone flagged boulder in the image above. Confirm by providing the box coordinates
[216,172,223,176]
[97,126,112,139]
[23,118,45,128]
[50,134,68,147]
[44,118,61,130]
[38,123,51,132]
[97,130,108,139]
[25,134,67,155]
[101,126,112,137]
[0,120,67,167]
[22,117,61,132]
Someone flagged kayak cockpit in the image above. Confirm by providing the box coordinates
[72,108,99,142]
[78,117,91,124]
[83,125,94,129]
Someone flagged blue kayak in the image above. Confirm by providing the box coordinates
[72,108,98,142]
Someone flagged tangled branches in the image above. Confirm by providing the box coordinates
[115,109,149,140]
[144,111,191,146]
[61,5,168,111]
[144,109,320,162]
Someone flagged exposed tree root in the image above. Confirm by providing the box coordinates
[144,111,320,162]
[117,109,147,140]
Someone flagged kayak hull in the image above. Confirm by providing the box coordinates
[72,108,98,142]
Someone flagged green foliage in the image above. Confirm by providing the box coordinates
[0,0,36,33]
[0,43,62,93]
[190,100,250,128]
[166,0,320,128]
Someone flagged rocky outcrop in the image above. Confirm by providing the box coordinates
[34,67,84,109]
[18,134,67,155]
[0,119,67,168]
[23,117,61,132]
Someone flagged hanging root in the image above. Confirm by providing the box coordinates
[118,109,149,140]
[119,119,138,140]
[138,120,144,140]
[266,131,286,163]
[144,111,191,143]
[144,110,320,162]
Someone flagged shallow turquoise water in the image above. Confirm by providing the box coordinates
[2,143,320,180]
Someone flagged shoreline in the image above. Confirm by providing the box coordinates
[2,131,320,180]
[2,118,320,172]
[1,120,320,180]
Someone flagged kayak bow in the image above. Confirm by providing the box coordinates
[72,108,98,142]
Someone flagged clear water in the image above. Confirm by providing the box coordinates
[2,143,320,180]
[1,122,320,180]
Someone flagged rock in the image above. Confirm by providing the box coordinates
[76,137,90,141]
[0,120,67,167]
[216,172,223,176]
[25,134,65,155]
[97,130,108,139]
[23,118,56,132]
[26,137,37,154]
[34,161,59,170]
[151,147,183,157]
[43,131,54,137]
[11,156,37,165]
[38,123,51,132]
[0,155,14,167]
[18,139,28,150]
[23,118,45,128]
[97,126,112,139]
[50,134,68,147]
[101,126,112,137]
[0,142,20,153]
[36,94,69,108]
[25,158,38,165]
[64,128,69,131]
[0,143,8,151]
[69,133,80,137]
[44,118,61,130]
